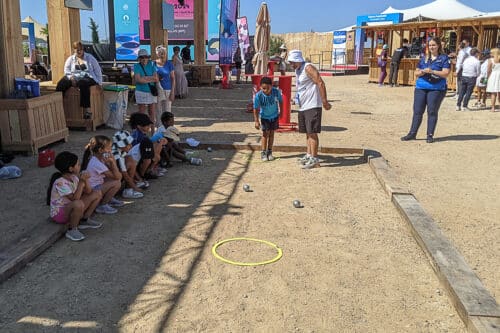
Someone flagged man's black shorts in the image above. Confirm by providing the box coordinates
[298,107,322,133]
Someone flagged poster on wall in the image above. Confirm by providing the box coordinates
[139,0,150,42]
[219,0,238,65]
[237,16,250,60]
[21,22,36,64]
[165,0,194,40]
[114,0,140,60]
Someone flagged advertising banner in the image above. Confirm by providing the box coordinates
[21,22,36,64]
[237,16,250,59]
[207,0,221,61]
[219,0,238,65]
[332,30,347,65]
[139,0,150,42]
[114,0,140,60]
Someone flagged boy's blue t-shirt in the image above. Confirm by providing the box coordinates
[253,87,283,120]
[156,61,174,90]
[415,54,450,91]
[134,61,157,93]
[131,129,148,146]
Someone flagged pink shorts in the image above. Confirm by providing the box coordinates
[51,208,68,224]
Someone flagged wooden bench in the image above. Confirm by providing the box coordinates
[62,85,105,131]
[0,92,69,154]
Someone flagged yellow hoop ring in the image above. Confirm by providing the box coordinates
[212,237,283,266]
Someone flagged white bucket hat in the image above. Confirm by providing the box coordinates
[287,49,304,63]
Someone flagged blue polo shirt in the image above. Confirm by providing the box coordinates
[253,87,283,120]
[157,61,174,90]
[415,54,450,91]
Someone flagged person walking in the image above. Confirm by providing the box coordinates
[388,39,409,87]
[378,44,389,87]
[456,47,480,111]
[454,39,471,99]
[401,37,450,143]
[287,50,332,169]
[486,48,500,112]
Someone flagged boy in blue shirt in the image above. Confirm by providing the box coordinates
[253,77,283,161]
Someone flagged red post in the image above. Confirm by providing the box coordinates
[278,75,292,125]
[251,74,263,100]
[221,64,231,89]
[267,61,277,77]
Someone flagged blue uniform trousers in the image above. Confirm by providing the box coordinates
[409,88,446,137]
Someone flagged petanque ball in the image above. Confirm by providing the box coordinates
[207,147,213,152]
[243,184,251,192]
[293,200,302,208]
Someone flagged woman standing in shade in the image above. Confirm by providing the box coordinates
[172,46,189,99]
[155,45,176,127]
[401,37,450,143]
[133,49,159,125]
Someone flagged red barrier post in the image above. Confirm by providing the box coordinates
[278,75,292,124]
[267,61,277,77]
[221,64,232,89]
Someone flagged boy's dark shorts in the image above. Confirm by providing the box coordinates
[298,107,322,133]
[261,117,279,131]
[139,138,154,160]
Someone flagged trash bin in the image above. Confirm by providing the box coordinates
[103,85,129,129]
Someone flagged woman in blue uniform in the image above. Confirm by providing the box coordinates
[401,37,450,143]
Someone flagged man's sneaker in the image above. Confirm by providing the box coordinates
[136,180,149,189]
[65,228,85,241]
[79,218,102,229]
[122,188,144,199]
[190,157,202,166]
[297,154,310,165]
[455,106,461,111]
[261,151,268,162]
[109,197,125,207]
[301,157,320,169]
[95,204,118,214]
[267,150,275,161]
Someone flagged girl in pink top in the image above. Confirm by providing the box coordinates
[47,151,102,241]
[82,135,122,214]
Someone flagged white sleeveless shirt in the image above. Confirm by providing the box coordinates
[295,63,322,111]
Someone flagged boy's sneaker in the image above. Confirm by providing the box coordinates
[301,157,320,169]
[79,218,102,229]
[109,197,125,207]
[158,167,168,174]
[65,228,85,241]
[122,188,144,199]
[185,151,196,159]
[136,180,149,189]
[95,204,118,214]
[297,154,310,165]
[267,150,275,161]
[261,151,268,162]
[190,157,202,166]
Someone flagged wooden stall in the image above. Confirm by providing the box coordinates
[62,86,104,131]
[0,92,68,154]
[184,64,216,86]
[364,16,500,89]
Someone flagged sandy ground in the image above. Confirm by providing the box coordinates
[0,74,498,332]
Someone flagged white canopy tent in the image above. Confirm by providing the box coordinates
[381,0,485,21]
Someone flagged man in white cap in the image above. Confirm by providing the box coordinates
[287,49,332,169]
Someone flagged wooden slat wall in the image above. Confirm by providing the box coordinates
[0,1,24,98]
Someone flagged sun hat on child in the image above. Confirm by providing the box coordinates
[161,126,180,142]
[287,50,304,63]
[383,44,388,49]
[113,130,134,148]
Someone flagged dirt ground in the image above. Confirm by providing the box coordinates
[0,74,498,332]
